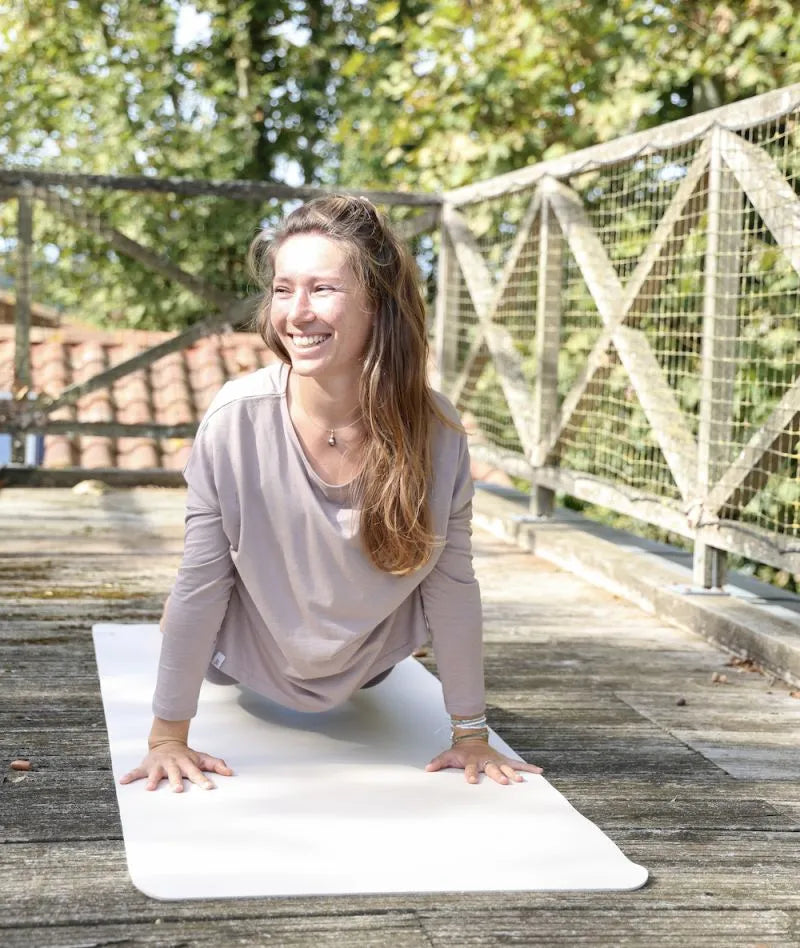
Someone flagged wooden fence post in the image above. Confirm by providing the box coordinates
[433,208,460,392]
[694,127,742,588]
[531,199,563,516]
[12,182,33,464]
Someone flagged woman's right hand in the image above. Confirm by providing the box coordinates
[119,740,234,792]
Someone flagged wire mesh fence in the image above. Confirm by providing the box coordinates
[437,83,800,582]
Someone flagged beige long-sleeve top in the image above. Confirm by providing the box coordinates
[153,361,484,720]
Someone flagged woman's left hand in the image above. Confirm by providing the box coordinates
[425,740,543,785]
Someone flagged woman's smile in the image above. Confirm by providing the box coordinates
[289,332,332,351]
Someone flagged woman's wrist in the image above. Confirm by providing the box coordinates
[148,716,190,750]
[451,730,489,746]
[148,737,189,751]
[450,711,488,745]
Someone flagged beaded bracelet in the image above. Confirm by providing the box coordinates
[451,714,488,730]
[452,729,490,745]
[450,712,489,745]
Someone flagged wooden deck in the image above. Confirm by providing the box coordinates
[1,486,799,947]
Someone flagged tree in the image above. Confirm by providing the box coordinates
[0,0,370,328]
[332,0,800,191]
[1,0,797,327]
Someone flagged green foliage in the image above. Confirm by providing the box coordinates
[333,0,800,191]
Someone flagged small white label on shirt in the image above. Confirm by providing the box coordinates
[211,651,226,669]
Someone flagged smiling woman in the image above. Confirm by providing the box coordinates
[120,195,543,795]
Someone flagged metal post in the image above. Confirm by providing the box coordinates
[531,199,563,516]
[694,127,741,589]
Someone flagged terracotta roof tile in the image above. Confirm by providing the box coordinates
[31,332,76,467]
[0,291,61,328]
[185,339,229,416]
[113,343,159,469]
[0,323,274,470]
[74,340,115,468]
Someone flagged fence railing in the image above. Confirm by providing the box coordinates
[4,83,800,588]
[435,83,800,588]
[0,171,438,473]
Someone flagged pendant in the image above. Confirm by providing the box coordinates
[328,431,336,447]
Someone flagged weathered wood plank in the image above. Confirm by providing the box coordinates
[696,517,800,576]
[393,206,440,239]
[3,420,197,439]
[0,916,434,948]
[533,466,691,537]
[693,128,744,586]
[417,909,798,947]
[531,202,563,515]
[432,219,460,392]
[3,834,800,922]
[1,911,797,948]
[0,169,439,206]
[468,442,534,480]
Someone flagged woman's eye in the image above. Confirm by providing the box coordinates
[315,285,334,293]
[272,286,289,296]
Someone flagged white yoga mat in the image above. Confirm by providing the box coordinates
[93,624,648,899]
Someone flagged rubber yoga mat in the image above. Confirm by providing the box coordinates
[93,623,648,899]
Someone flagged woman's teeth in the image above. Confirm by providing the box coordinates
[292,335,328,348]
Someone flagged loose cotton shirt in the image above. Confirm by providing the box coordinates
[153,361,484,721]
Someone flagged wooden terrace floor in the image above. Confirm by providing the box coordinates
[1,486,799,946]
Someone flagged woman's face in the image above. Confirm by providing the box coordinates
[270,233,374,385]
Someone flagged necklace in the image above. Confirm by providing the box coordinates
[295,398,362,447]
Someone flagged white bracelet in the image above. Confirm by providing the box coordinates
[450,714,488,731]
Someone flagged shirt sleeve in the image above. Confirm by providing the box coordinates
[152,424,236,721]
[419,432,485,717]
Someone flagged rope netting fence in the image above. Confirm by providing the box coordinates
[435,84,800,586]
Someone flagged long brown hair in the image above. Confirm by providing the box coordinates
[248,195,451,575]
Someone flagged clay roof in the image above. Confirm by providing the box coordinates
[0,323,275,470]
[0,291,63,328]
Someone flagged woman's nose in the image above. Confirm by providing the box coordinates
[288,289,313,321]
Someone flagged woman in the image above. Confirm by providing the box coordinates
[121,195,542,792]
